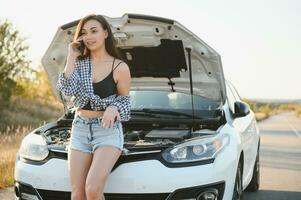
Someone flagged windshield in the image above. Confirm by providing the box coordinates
[130,90,220,119]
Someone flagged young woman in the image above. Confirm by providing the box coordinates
[57,14,131,200]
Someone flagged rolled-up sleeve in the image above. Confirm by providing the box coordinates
[109,95,131,121]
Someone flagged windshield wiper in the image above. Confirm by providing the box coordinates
[131,108,201,119]
[130,109,162,118]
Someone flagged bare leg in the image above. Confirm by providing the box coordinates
[85,146,122,200]
[68,149,93,200]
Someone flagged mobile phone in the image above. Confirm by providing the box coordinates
[77,40,85,54]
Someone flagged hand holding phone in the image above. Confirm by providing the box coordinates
[77,40,85,54]
[68,36,84,58]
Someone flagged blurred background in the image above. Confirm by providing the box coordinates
[0,0,300,195]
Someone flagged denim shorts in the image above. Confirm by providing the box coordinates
[68,114,128,154]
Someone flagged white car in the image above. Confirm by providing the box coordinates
[14,13,260,200]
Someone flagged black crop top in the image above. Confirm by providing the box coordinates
[82,58,123,111]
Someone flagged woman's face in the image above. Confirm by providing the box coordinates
[81,19,108,51]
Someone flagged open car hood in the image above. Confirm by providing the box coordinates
[41,13,226,110]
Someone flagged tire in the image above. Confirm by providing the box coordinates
[232,160,244,200]
[246,149,260,192]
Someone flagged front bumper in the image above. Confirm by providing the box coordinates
[15,141,237,200]
[15,180,225,200]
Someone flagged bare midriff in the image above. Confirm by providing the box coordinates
[77,108,105,118]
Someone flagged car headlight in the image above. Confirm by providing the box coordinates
[162,134,229,163]
[19,132,49,161]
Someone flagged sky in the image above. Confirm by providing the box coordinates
[1,0,300,100]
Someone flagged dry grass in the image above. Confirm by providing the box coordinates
[0,96,63,132]
[0,126,32,189]
[295,106,301,118]
[278,103,301,118]
[255,112,269,121]
[0,95,63,189]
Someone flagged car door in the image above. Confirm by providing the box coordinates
[226,81,256,181]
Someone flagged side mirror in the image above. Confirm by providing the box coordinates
[233,101,250,118]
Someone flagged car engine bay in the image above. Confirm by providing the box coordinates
[41,120,219,155]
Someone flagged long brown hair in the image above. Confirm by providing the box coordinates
[73,14,123,60]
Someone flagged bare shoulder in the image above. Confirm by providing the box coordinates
[113,59,131,83]
[114,59,131,74]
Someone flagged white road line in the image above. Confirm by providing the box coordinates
[285,118,301,139]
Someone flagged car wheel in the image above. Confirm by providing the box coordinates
[232,160,243,200]
[246,149,260,191]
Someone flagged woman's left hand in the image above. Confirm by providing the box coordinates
[101,106,121,128]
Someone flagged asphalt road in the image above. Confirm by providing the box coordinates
[1,111,301,200]
[245,111,301,200]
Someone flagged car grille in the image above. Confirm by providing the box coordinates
[37,189,70,199]
[36,189,170,200]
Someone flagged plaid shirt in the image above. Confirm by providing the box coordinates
[56,57,131,121]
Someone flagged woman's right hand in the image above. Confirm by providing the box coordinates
[63,36,84,78]
[67,36,84,60]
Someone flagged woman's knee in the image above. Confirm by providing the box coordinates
[71,187,86,200]
[85,181,105,199]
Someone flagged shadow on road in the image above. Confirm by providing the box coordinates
[245,189,301,200]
